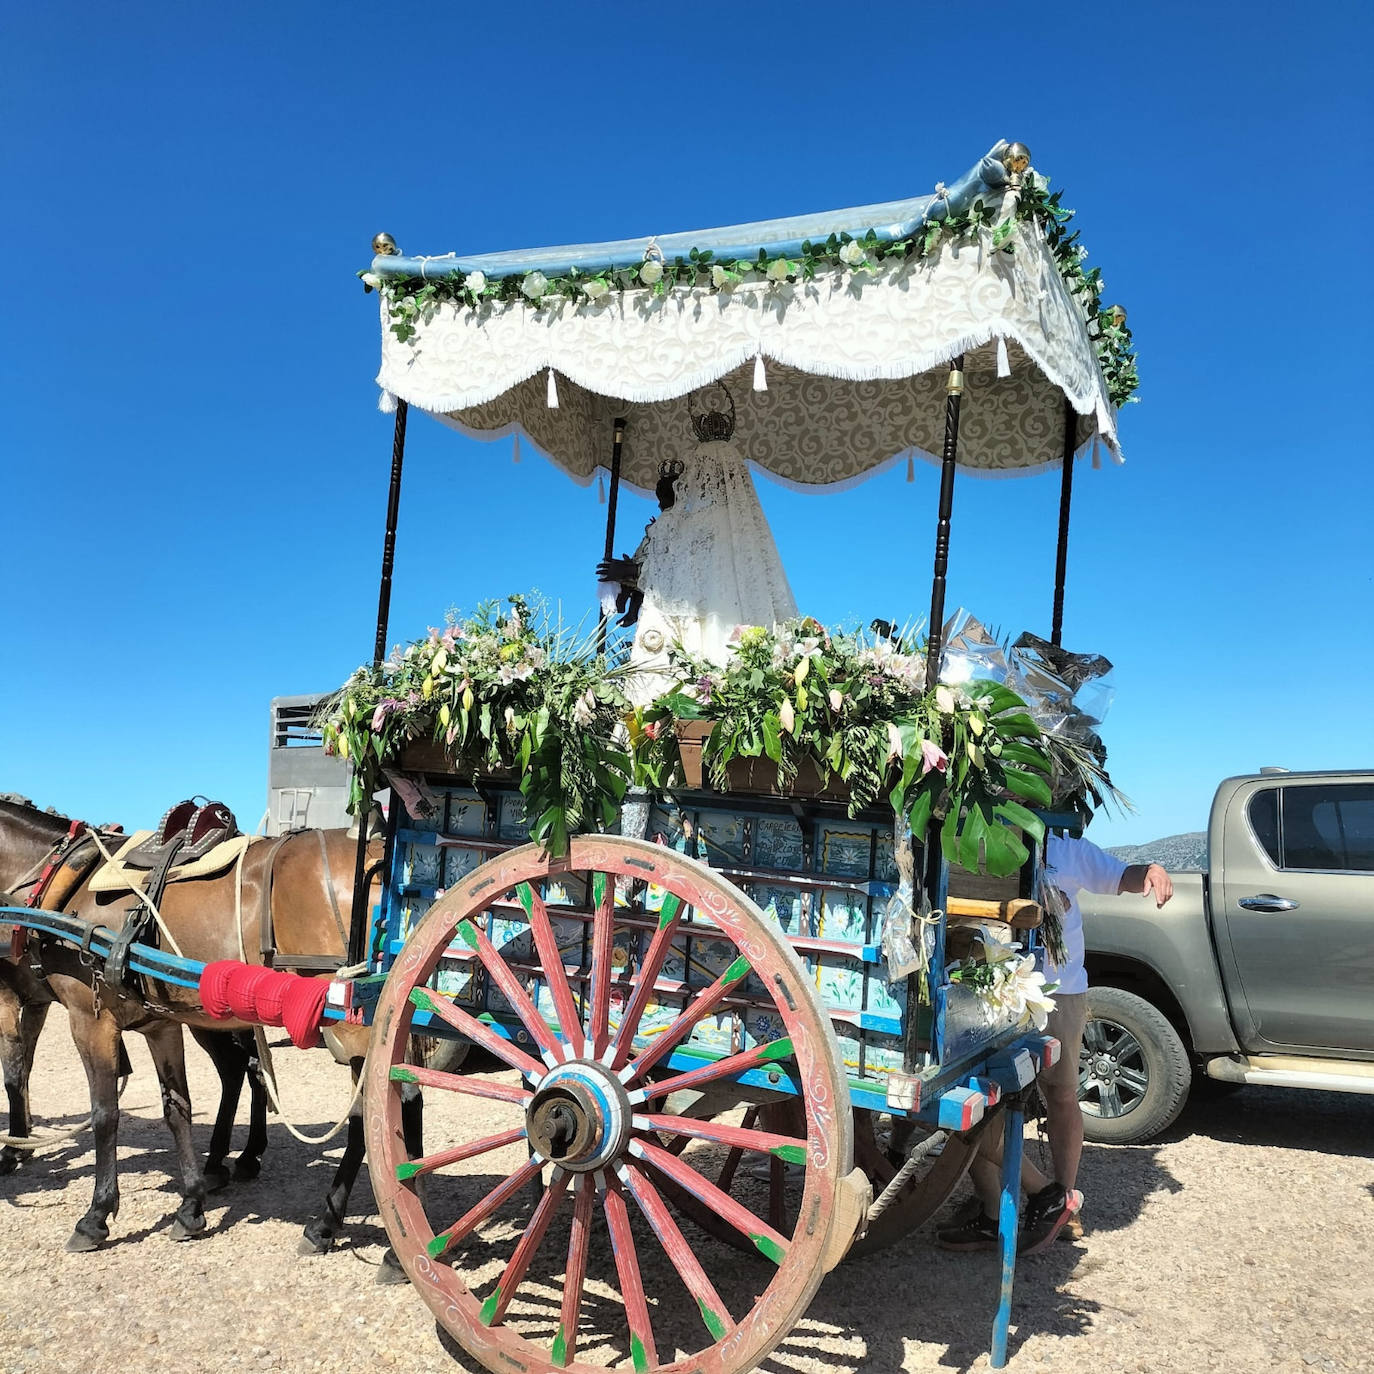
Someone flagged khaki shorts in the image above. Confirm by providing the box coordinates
[1040,992,1086,1093]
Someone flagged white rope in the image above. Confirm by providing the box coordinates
[0,1075,131,1152]
[251,1028,364,1146]
[86,830,183,958]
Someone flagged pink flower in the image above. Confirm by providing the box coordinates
[371,698,403,732]
[920,738,949,775]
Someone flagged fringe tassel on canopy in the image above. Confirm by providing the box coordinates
[996,337,1011,378]
[753,352,768,392]
[546,368,560,408]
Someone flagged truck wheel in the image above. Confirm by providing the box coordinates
[1078,987,1191,1144]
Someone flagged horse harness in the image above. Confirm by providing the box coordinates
[103,799,239,987]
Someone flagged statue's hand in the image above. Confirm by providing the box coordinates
[617,586,645,628]
[596,556,640,587]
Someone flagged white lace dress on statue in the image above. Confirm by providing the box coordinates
[625,439,797,703]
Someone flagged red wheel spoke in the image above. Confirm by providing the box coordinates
[479,1170,571,1327]
[586,872,616,1057]
[427,1155,544,1262]
[630,1037,795,1104]
[608,892,684,1069]
[600,1175,658,1372]
[517,882,585,1055]
[390,1063,531,1108]
[633,1113,807,1167]
[396,1125,527,1184]
[617,1160,734,1342]
[408,987,543,1082]
[621,951,754,1084]
[551,1175,595,1367]
[457,917,563,1061]
[631,1137,789,1264]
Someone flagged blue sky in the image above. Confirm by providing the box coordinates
[3,1,1371,848]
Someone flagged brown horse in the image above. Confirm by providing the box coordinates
[17,801,395,1254]
[0,799,272,1190]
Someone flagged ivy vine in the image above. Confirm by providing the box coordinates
[363,176,1139,410]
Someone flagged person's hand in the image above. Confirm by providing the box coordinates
[596,556,640,586]
[1142,863,1173,908]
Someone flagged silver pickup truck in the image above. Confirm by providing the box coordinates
[1075,768,1374,1143]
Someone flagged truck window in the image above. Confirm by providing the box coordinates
[1280,784,1374,872]
[1248,788,1280,865]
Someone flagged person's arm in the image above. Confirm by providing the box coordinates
[1119,862,1173,908]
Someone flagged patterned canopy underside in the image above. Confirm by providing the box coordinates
[378,224,1120,494]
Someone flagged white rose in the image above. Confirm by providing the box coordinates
[711,264,730,289]
[639,259,664,286]
[521,271,548,300]
[765,258,791,282]
[838,240,863,266]
[361,271,381,289]
[935,684,956,714]
[464,270,486,295]
[583,278,609,301]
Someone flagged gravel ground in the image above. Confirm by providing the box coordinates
[1,1012,1370,1374]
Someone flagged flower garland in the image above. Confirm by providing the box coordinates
[632,618,1055,878]
[319,596,631,856]
[362,176,1138,410]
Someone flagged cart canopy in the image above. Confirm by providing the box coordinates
[370,142,1125,494]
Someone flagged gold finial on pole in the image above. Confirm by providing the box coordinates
[1001,142,1032,190]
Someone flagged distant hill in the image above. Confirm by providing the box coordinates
[1106,832,1208,871]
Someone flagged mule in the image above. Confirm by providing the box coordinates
[11,800,406,1255]
[1,799,277,1186]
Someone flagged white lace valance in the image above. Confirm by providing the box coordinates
[377,223,1120,494]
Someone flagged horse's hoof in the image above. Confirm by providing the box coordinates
[375,1251,408,1286]
[65,1230,104,1253]
[204,1164,232,1193]
[170,1217,206,1242]
[0,1150,21,1176]
[232,1154,262,1182]
[298,1231,335,1257]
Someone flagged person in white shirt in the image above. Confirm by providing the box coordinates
[938,830,1173,1254]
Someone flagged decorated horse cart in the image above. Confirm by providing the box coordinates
[4,140,1134,1372]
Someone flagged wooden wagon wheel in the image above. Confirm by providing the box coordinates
[658,1102,999,1258]
[364,835,855,1374]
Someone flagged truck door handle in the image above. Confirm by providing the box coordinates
[1237,894,1300,912]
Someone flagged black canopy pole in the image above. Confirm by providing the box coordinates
[348,397,410,968]
[904,356,965,1074]
[372,399,410,668]
[596,417,628,655]
[922,357,965,684]
[1050,398,1076,647]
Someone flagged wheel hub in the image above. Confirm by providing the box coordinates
[1094,1056,1114,1076]
[526,1061,630,1172]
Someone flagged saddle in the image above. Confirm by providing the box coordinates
[105,799,239,987]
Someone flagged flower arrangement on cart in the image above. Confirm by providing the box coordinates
[318,591,1116,1029]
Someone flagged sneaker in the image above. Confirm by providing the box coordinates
[936,1208,998,1251]
[1058,1212,1084,1242]
[1018,1184,1082,1255]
